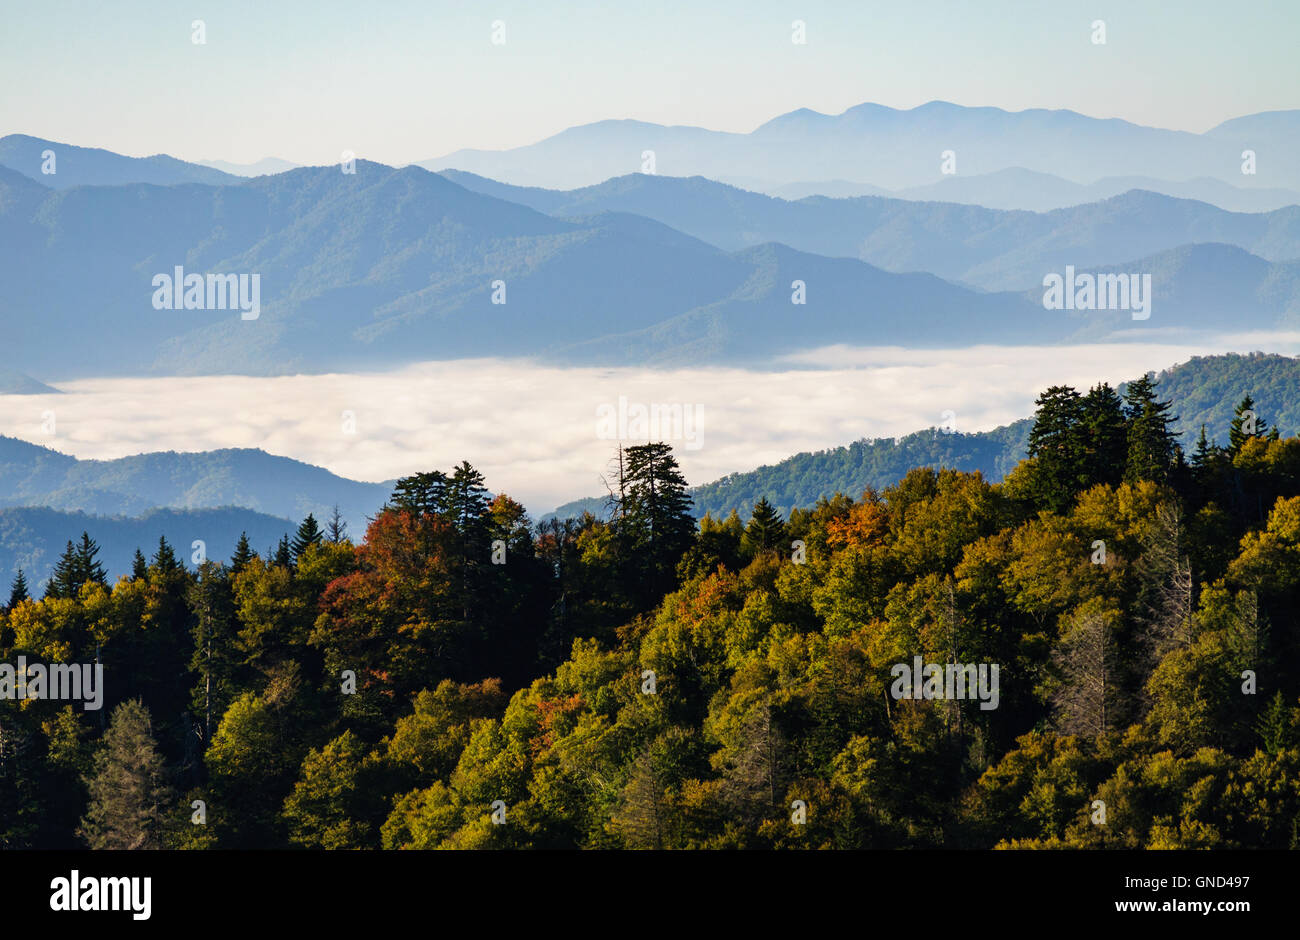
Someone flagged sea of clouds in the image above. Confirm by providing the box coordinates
[3,338,1297,515]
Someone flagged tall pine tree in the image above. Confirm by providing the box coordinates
[5,570,29,611]
[230,532,254,574]
[1123,374,1180,484]
[741,498,786,558]
[291,513,324,561]
[1025,385,1085,511]
[45,533,106,599]
[617,442,696,600]
[152,536,181,575]
[1080,382,1127,488]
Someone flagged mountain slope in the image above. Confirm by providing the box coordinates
[886,168,1300,214]
[0,134,239,188]
[0,161,1066,374]
[5,158,1300,376]
[0,437,390,536]
[438,170,1300,291]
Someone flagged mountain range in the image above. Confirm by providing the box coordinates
[3,158,1300,378]
[0,134,238,189]
[437,169,1300,291]
[753,169,1300,214]
[0,436,389,535]
[419,102,1300,192]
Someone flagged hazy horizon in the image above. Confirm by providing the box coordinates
[4,1,1297,166]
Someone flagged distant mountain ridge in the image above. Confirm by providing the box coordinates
[0,436,390,537]
[0,160,1079,376]
[758,168,1300,214]
[0,134,238,188]
[420,101,1300,192]
[438,170,1300,292]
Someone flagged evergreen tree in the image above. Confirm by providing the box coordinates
[1079,382,1127,487]
[45,541,80,600]
[77,700,174,849]
[75,533,107,587]
[46,533,108,599]
[152,536,181,575]
[388,471,448,516]
[741,498,786,558]
[291,513,324,561]
[1229,395,1270,453]
[131,548,148,580]
[446,462,492,628]
[1123,374,1180,484]
[1025,385,1085,511]
[230,532,254,574]
[1191,424,1215,468]
[273,535,292,569]
[617,442,696,599]
[446,462,491,535]
[5,570,29,610]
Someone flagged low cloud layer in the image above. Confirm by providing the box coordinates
[3,339,1295,515]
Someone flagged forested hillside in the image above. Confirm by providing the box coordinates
[4,373,1300,850]
[0,506,299,590]
[0,436,388,534]
[552,353,1300,522]
[1155,352,1300,437]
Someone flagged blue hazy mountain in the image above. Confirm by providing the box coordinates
[196,157,301,177]
[760,169,1300,213]
[0,370,59,394]
[1019,243,1300,338]
[0,506,299,592]
[0,134,239,188]
[889,169,1300,214]
[0,160,1055,375]
[421,102,1300,192]
[0,436,390,537]
[4,157,1300,377]
[437,170,1300,291]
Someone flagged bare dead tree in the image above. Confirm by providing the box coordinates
[1137,502,1195,659]
[1052,601,1121,738]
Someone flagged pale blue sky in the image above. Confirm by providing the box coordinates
[2,0,1296,166]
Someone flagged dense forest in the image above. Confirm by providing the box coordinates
[3,372,1300,849]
